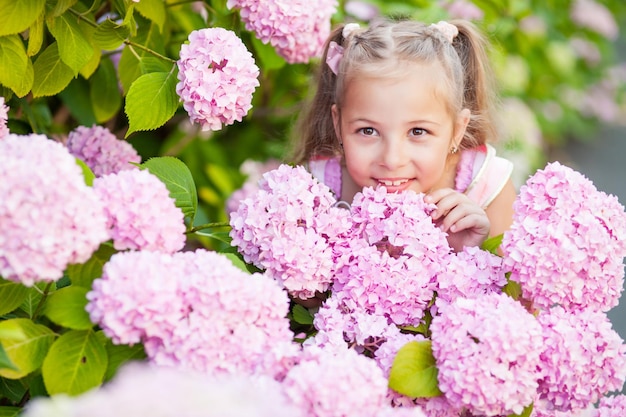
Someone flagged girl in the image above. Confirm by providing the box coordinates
[290,19,516,252]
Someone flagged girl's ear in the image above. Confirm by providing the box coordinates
[453,108,471,146]
[331,104,342,144]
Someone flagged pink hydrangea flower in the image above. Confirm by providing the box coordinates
[176,27,260,131]
[501,162,626,312]
[66,125,141,177]
[0,96,9,138]
[226,0,338,63]
[536,306,626,412]
[430,293,543,416]
[87,249,298,379]
[230,164,351,299]
[226,159,281,214]
[0,134,109,286]
[331,187,452,327]
[93,169,186,253]
[283,345,389,417]
[434,245,506,313]
[441,0,485,20]
[591,395,626,417]
[22,362,303,417]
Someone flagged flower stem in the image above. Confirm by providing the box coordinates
[32,282,53,320]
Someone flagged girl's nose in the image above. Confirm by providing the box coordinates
[380,138,408,170]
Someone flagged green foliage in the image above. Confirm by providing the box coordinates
[388,340,442,398]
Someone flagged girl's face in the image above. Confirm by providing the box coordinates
[332,62,469,195]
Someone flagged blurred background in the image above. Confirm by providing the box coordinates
[3,0,626,337]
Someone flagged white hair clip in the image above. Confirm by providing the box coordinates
[430,21,459,43]
[342,23,360,39]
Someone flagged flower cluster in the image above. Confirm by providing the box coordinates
[66,125,141,177]
[227,161,626,416]
[536,306,626,412]
[592,395,626,417]
[430,292,543,416]
[93,169,186,253]
[230,164,351,299]
[226,0,338,63]
[176,27,260,131]
[0,134,108,286]
[0,96,8,138]
[22,362,303,417]
[226,158,281,214]
[86,249,298,379]
[501,161,626,312]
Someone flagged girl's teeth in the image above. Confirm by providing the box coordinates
[380,179,407,186]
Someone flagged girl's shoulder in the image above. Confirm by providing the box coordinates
[455,144,514,208]
[306,155,342,198]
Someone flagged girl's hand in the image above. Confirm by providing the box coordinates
[425,188,490,252]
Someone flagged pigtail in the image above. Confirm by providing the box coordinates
[289,26,346,165]
[450,20,499,147]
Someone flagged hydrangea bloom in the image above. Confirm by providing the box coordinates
[176,27,260,131]
[430,293,543,416]
[226,0,338,63]
[226,159,281,214]
[283,345,389,417]
[0,134,108,286]
[230,164,351,299]
[93,169,186,253]
[22,362,303,417]
[434,245,506,313]
[331,187,452,327]
[570,0,618,40]
[536,306,626,412]
[501,162,626,311]
[591,395,626,417]
[0,96,8,138]
[87,249,298,379]
[66,125,141,177]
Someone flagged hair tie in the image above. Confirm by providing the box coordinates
[430,21,459,43]
[326,23,361,76]
[326,41,344,75]
[342,23,360,39]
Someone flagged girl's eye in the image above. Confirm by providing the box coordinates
[358,127,377,136]
[410,128,426,136]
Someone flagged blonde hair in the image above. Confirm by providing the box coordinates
[290,19,498,165]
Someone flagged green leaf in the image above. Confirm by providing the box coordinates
[0,319,55,379]
[78,41,101,79]
[135,0,165,32]
[205,164,235,197]
[507,403,533,417]
[0,35,35,97]
[43,286,93,330]
[0,0,46,36]
[0,345,17,371]
[58,78,97,125]
[0,278,29,316]
[104,340,146,381]
[140,156,198,225]
[223,253,249,273]
[75,157,95,186]
[0,407,20,417]
[47,0,79,17]
[291,304,314,325]
[93,19,130,50]
[0,376,27,403]
[90,56,122,122]
[32,42,75,98]
[481,233,503,254]
[18,283,47,319]
[502,278,523,300]
[66,244,117,289]
[46,11,95,74]
[125,70,179,136]
[42,329,107,395]
[27,13,45,57]
[388,340,442,398]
